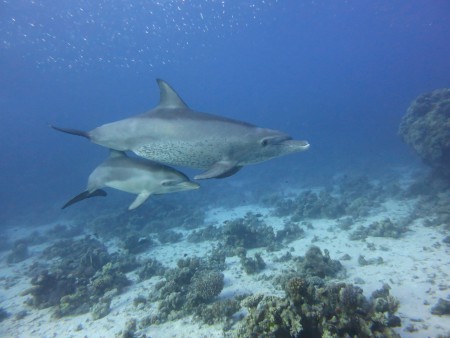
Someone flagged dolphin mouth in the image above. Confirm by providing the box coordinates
[284,139,310,151]
[182,181,201,190]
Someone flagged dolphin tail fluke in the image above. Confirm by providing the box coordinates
[50,125,90,139]
[62,189,107,209]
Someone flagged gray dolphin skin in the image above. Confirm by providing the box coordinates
[62,150,200,210]
[52,79,310,179]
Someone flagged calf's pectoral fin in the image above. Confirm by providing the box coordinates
[128,192,151,210]
[62,189,107,209]
[194,161,242,180]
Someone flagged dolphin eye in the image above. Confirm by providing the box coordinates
[161,180,176,186]
[261,139,270,147]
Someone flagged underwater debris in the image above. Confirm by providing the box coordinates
[399,88,450,178]
[237,278,401,337]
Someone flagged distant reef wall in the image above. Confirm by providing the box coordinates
[399,88,450,178]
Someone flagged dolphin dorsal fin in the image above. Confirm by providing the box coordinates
[109,150,127,158]
[156,79,189,109]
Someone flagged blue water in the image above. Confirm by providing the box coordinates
[1,0,449,223]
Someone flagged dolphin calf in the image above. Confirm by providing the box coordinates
[62,150,199,210]
[52,79,310,179]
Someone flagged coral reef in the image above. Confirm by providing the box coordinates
[296,246,343,279]
[187,225,220,243]
[137,258,166,281]
[23,237,132,318]
[431,298,450,315]
[271,176,387,221]
[157,229,183,244]
[194,298,242,325]
[238,279,401,337]
[350,218,409,240]
[90,262,130,296]
[6,240,29,264]
[148,255,225,323]
[90,297,111,320]
[0,307,10,322]
[406,180,450,227]
[187,270,224,306]
[239,251,267,275]
[121,233,153,254]
[22,270,76,309]
[276,221,305,243]
[44,223,83,239]
[188,213,283,253]
[0,234,10,252]
[273,190,346,220]
[399,88,450,177]
[88,198,205,241]
[358,255,384,266]
[237,295,303,337]
[221,212,279,252]
[119,318,137,338]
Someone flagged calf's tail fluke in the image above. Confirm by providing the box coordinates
[50,125,90,139]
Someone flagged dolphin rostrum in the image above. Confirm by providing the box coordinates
[52,79,310,179]
[62,150,199,210]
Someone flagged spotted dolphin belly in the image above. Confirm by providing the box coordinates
[133,140,223,169]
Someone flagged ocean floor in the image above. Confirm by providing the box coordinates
[0,175,449,337]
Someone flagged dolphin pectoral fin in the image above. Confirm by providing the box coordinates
[128,192,151,210]
[194,162,242,180]
[62,189,107,209]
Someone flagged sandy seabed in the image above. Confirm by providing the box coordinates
[0,194,449,338]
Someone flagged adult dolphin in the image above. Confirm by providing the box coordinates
[52,79,310,179]
[62,150,199,210]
